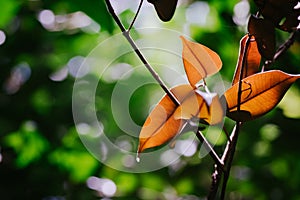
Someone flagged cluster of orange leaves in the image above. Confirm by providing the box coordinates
[137,35,300,154]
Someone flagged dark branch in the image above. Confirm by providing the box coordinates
[105,0,180,106]
[128,0,144,31]
[208,164,222,200]
[263,30,299,70]
[220,122,241,199]
[273,30,298,61]
[207,35,252,199]
[195,129,224,169]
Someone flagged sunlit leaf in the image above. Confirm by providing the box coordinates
[224,70,300,121]
[147,0,178,22]
[248,15,276,59]
[138,85,198,153]
[138,84,224,153]
[232,34,261,85]
[173,89,208,120]
[180,36,222,88]
[203,92,225,125]
[193,90,224,125]
[173,89,224,125]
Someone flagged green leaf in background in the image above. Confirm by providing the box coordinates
[49,149,98,182]
[4,121,49,168]
[0,0,20,28]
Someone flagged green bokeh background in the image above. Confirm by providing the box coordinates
[0,0,299,199]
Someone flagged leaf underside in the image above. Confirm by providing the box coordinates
[224,70,300,122]
[180,36,222,88]
[138,84,224,153]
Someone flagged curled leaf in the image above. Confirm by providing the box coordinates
[248,15,276,59]
[232,35,261,85]
[224,70,300,122]
[180,36,222,88]
[147,0,178,22]
[138,84,224,153]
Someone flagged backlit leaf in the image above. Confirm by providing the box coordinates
[138,84,223,153]
[193,91,224,125]
[232,35,261,85]
[173,90,224,125]
[180,36,222,88]
[173,89,208,120]
[248,15,276,59]
[202,92,225,125]
[138,85,193,153]
[147,0,178,22]
[224,70,300,122]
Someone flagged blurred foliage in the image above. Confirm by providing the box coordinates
[0,0,299,199]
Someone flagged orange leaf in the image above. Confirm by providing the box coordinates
[138,84,225,153]
[232,35,261,85]
[224,70,300,122]
[199,92,224,125]
[180,36,222,88]
[147,0,178,22]
[138,85,194,153]
[173,90,207,120]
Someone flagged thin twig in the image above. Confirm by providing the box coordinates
[262,30,299,71]
[105,0,180,106]
[195,129,224,169]
[207,164,222,200]
[207,124,239,200]
[274,30,298,60]
[105,0,126,32]
[220,122,241,199]
[128,0,144,31]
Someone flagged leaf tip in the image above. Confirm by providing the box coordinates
[136,152,140,163]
